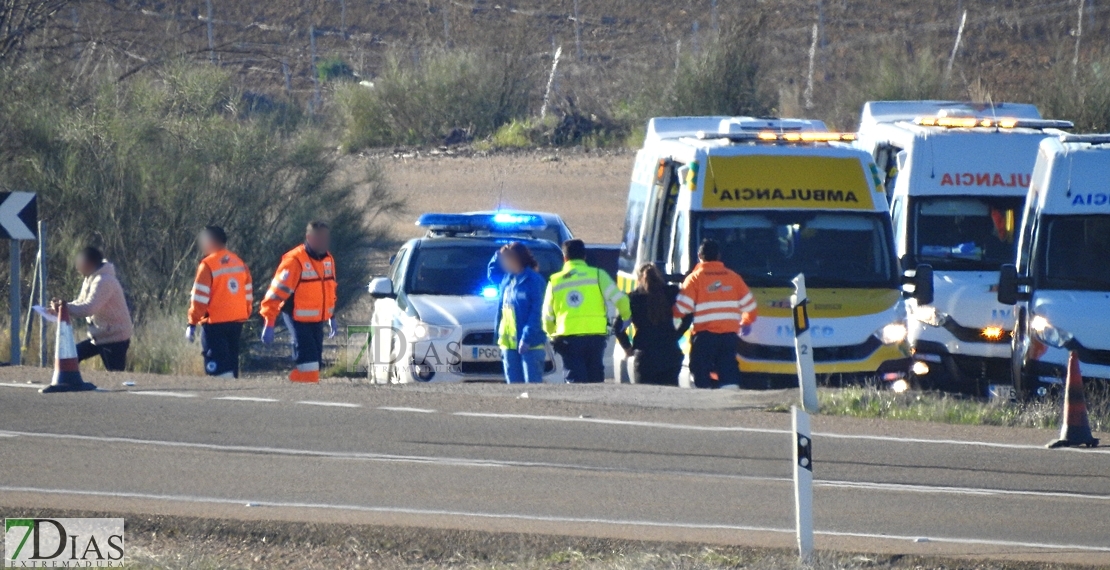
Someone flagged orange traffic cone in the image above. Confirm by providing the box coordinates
[41,302,97,394]
[1047,351,1099,449]
[289,363,320,383]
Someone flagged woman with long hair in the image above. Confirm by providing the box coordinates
[492,242,548,383]
[628,263,687,385]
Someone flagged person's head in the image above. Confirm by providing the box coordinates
[498,242,538,275]
[636,263,666,292]
[305,221,330,253]
[697,239,721,262]
[76,246,104,277]
[198,225,227,256]
[562,239,587,262]
[636,263,671,324]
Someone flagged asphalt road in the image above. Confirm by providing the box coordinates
[1,370,1108,564]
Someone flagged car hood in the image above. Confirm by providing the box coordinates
[1033,291,1110,350]
[407,294,499,327]
[934,271,1014,327]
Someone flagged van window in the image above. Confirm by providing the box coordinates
[890,196,907,262]
[695,211,897,288]
[912,196,1025,271]
[651,163,683,265]
[668,210,688,275]
[1036,216,1110,291]
[874,144,903,199]
[619,185,649,274]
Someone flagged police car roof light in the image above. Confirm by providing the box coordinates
[416,212,547,233]
[912,116,1074,130]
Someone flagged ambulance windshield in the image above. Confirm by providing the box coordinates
[696,212,897,288]
[1038,216,1110,291]
[913,197,1025,271]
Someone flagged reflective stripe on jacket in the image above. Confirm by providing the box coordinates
[189,249,253,325]
[259,244,337,326]
[494,266,548,350]
[674,261,757,335]
[542,260,630,337]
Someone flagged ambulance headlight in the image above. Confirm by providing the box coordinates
[408,322,455,341]
[914,306,948,327]
[1030,315,1073,348]
[879,323,908,344]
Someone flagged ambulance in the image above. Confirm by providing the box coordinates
[997,134,1110,395]
[615,116,929,387]
[856,101,1072,394]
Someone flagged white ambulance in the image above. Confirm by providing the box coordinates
[997,134,1110,394]
[616,116,929,388]
[856,101,1072,394]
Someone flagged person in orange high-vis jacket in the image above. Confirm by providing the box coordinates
[259,221,337,383]
[674,239,758,389]
[186,226,253,378]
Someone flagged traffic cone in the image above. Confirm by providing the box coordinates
[1047,351,1099,449]
[289,363,319,383]
[41,302,97,394]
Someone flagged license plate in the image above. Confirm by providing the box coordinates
[469,346,502,362]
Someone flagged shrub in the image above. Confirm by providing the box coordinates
[0,63,403,327]
[1036,55,1110,133]
[317,56,356,83]
[338,47,536,150]
[669,19,775,118]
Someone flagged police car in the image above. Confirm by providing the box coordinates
[465,210,574,244]
[367,213,565,383]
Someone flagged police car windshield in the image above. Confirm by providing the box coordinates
[696,212,897,288]
[1037,216,1110,291]
[406,243,563,296]
[913,196,1025,271]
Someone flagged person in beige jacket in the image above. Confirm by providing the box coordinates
[50,247,134,371]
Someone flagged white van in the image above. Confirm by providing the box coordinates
[856,101,1071,394]
[997,134,1110,394]
[616,116,929,388]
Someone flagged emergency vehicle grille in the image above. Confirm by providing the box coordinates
[462,331,496,346]
[941,318,1011,344]
[737,336,883,363]
[458,360,557,375]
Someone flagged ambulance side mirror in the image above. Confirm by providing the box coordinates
[368,277,395,299]
[997,264,1029,305]
[902,264,934,305]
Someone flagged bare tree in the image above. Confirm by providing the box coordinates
[0,0,71,62]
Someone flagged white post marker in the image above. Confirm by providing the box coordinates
[793,405,815,563]
[791,273,819,413]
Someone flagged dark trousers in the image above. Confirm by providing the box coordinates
[76,339,129,371]
[554,335,607,383]
[689,332,741,389]
[201,321,243,377]
[633,351,682,386]
[292,320,325,366]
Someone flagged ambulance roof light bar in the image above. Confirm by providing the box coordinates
[1059,134,1110,145]
[696,131,856,143]
[912,116,1074,130]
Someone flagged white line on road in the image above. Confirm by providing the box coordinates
[0,382,43,388]
[1,485,1107,553]
[453,412,1110,454]
[4,430,1107,502]
[296,401,361,408]
[129,391,197,398]
[377,407,437,414]
[213,396,280,403]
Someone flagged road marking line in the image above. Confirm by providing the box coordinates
[0,382,43,389]
[3,430,1107,502]
[296,401,361,408]
[1,486,1107,553]
[130,391,197,398]
[377,407,437,413]
[452,412,1110,454]
[213,396,280,403]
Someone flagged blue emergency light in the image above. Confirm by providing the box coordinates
[416,212,547,233]
[481,286,500,299]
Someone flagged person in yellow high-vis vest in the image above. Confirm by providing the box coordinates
[542,239,630,383]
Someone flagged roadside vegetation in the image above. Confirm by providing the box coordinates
[813,385,1109,433]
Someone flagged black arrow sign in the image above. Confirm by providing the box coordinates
[0,192,37,240]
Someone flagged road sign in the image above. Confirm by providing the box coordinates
[0,192,37,240]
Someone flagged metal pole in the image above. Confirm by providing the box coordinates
[310,25,320,112]
[573,0,582,59]
[10,240,21,365]
[1073,0,1085,79]
[945,10,967,87]
[792,406,814,563]
[206,0,216,63]
[804,23,818,110]
[21,253,37,352]
[38,221,47,367]
[792,273,819,412]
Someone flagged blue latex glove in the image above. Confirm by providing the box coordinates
[740,325,752,337]
[261,326,275,344]
[185,325,195,343]
[327,318,337,339]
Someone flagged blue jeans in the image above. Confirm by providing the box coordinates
[502,348,546,383]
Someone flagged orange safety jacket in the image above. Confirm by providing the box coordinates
[260,244,337,326]
[674,261,758,335]
[189,249,253,326]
